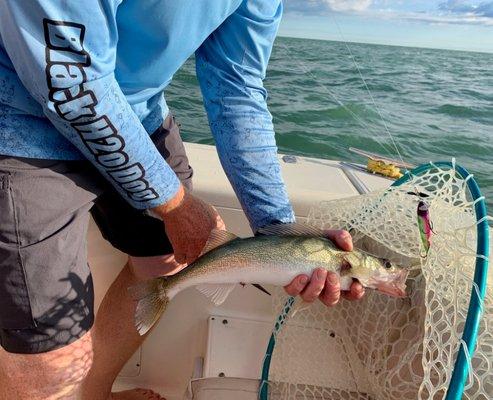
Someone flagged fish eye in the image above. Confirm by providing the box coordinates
[384,260,392,269]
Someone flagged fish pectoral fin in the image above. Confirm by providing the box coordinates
[256,222,324,237]
[196,283,237,305]
[200,229,238,256]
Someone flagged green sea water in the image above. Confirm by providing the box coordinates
[166,36,493,212]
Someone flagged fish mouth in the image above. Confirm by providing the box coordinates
[374,269,409,298]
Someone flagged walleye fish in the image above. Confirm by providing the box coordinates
[131,223,408,335]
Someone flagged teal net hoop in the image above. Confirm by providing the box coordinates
[259,161,489,400]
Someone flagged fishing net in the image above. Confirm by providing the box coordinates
[260,161,491,400]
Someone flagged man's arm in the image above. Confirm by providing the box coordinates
[195,0,294,232]
[195,1,364,304]
[0,0,180,210]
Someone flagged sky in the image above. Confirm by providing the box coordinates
[279,0,493,53]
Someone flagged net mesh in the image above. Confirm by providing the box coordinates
[264,163,492,400]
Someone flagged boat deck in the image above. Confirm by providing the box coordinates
[87,143,393,399]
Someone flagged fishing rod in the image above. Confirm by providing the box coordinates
[277,1,423,191]
[330,15,414,178]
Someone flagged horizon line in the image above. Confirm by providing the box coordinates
[277,33,493,55]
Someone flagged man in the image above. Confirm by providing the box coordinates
[0,1,364,399]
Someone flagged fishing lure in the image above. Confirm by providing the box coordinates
[417,200,433,257]
[408,192,434,257]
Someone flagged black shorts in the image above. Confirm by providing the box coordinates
[0,115,193,354]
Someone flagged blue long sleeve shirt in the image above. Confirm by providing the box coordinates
[0,0,294,230]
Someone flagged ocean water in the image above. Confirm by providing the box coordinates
[166,36,493,211]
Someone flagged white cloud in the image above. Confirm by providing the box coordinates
[324,0,373,12]
[284,0,493,25]
[369,8,493,25]
[284,0,373,13]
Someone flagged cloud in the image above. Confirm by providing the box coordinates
[325,0,373,12]
[284,0,373,13]
[438,0,493,17]
[388,10,493,25]
[284,0,493,25]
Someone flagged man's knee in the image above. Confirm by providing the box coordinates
[0,331,94,399]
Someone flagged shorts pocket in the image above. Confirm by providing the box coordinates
[152,116,193,191]
[0,173,36,329]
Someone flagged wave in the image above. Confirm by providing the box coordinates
[434,104,490,119]
[167,36,493,212]
[274,104,380,124]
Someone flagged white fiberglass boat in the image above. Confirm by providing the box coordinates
[87,143,410,400]
[89,143,391,400]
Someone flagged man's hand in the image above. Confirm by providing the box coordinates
[284,230,365,307]
[151,185,225,264]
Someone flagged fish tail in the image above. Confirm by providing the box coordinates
[129,278,169,336]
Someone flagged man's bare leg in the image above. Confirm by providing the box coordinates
[0,255,180,400]
[81,255,183,400]
[0,330,94,400]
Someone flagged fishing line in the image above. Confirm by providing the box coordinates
[274,40,397,158]
[277,1,422,187]
[331,16,413,177]
[274,5,428,342]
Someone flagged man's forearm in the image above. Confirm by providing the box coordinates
[0,1,181,210]
[197,52,295,230]
[194,0,292,230]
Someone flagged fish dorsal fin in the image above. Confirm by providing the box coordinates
[196,283,236,305]
[200,229,238,256]
[257,222,324,237]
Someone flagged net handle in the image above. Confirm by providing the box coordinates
[393,161,490,400]
[259,297,295,399]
